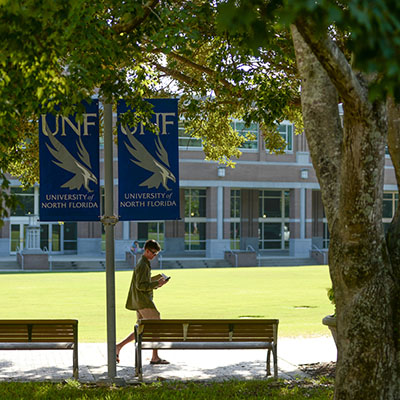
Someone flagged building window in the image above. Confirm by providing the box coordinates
[137,222,165,249]
[258,190,290,250]
[383,192,399,233]
[64,222,77,252]
[178,120,202,149]
[231,120,258,150]
[10,221,77,254]
[277,121,293,152]
[184,188,206,250]
[10,187,35,216]
[10,224,27,252]
[230,189,241,250]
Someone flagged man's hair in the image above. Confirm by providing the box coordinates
[144,239,161,252]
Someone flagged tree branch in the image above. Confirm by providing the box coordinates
[291,24,342,225]
[294,17,369,111]
[167,51,235,91]
[113,0,160,34]
[152,62,202,88]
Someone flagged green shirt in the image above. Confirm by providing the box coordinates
[125,256,159,311]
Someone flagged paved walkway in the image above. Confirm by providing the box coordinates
[0,336,336,383]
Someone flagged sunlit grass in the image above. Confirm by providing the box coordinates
[0,265,332,342]
[0,379,334,400]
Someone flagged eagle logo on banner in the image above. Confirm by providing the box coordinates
[45,127,98,192]
[124,132,176,191]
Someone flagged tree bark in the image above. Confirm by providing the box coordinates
[292,23,400,400]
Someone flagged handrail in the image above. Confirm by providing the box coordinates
[227,250,238,267]
[42,247,53,271]
[16,247,24,271]
[246,245,260,266]
[246,245,256,252]
[312,245,328,264]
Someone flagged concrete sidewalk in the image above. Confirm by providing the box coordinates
[0,336,336,383]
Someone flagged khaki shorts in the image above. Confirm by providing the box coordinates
[136,308,160,320]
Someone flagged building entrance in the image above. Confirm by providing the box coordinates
[10,219,77,254]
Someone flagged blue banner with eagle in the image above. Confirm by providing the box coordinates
[117,99,180,221]
[39,100,100,221]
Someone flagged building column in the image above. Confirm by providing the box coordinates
[300,187,306,239]
[240,189,259,250]
[164,189,185,255]
[206,185,230,258]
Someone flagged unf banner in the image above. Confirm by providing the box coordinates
[117,99,180,221]
[39,100,100,221]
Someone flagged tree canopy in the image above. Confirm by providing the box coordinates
[2,3,400,396]
[0,0,299,198]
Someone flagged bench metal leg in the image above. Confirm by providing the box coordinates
[266,349,271,376]
[135,340,143,380]
[137,346,143,381]
[273,345,278,378]
[73,345,79,379]
[72,323,79,379]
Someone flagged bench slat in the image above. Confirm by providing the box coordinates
[0,342,74,350]
[140,321,276,342]
[141,341,274,350]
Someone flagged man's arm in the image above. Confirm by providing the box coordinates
[135,263,159,291]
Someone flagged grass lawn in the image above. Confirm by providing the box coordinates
[0,380,334,400]
[0,265,333,342]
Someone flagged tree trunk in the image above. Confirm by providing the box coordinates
[292,25,400,399]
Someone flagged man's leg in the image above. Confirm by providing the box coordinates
[116,311,142,363]
[116,332,135,362]
[139,308,169,364]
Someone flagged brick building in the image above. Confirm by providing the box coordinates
[1,116,398,266]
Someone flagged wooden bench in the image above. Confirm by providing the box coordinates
[134,318,278,380]
[0,319,79,379]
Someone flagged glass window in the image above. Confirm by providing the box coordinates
[10,224,22,252]
[231,120,258,150]
[259,223,281,249]
[382,192,399,238]
[259,191,283,218]
[258,190,290,250]
[40,224,49,250]
[184,188,207,250]
[230,189,241,218]
[137,222,165,249]
[64,222,77,251]
[10,187,35,216]
[185,189,206,218]
[383,193,396,218]
[178,120,202,149]
[184,222,206,250]
[277,122,293,152]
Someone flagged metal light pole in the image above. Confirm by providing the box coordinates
[101,103,118,379]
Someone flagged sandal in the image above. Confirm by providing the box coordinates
[150,359,170,365]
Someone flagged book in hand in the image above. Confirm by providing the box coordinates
[151,273,171,282]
